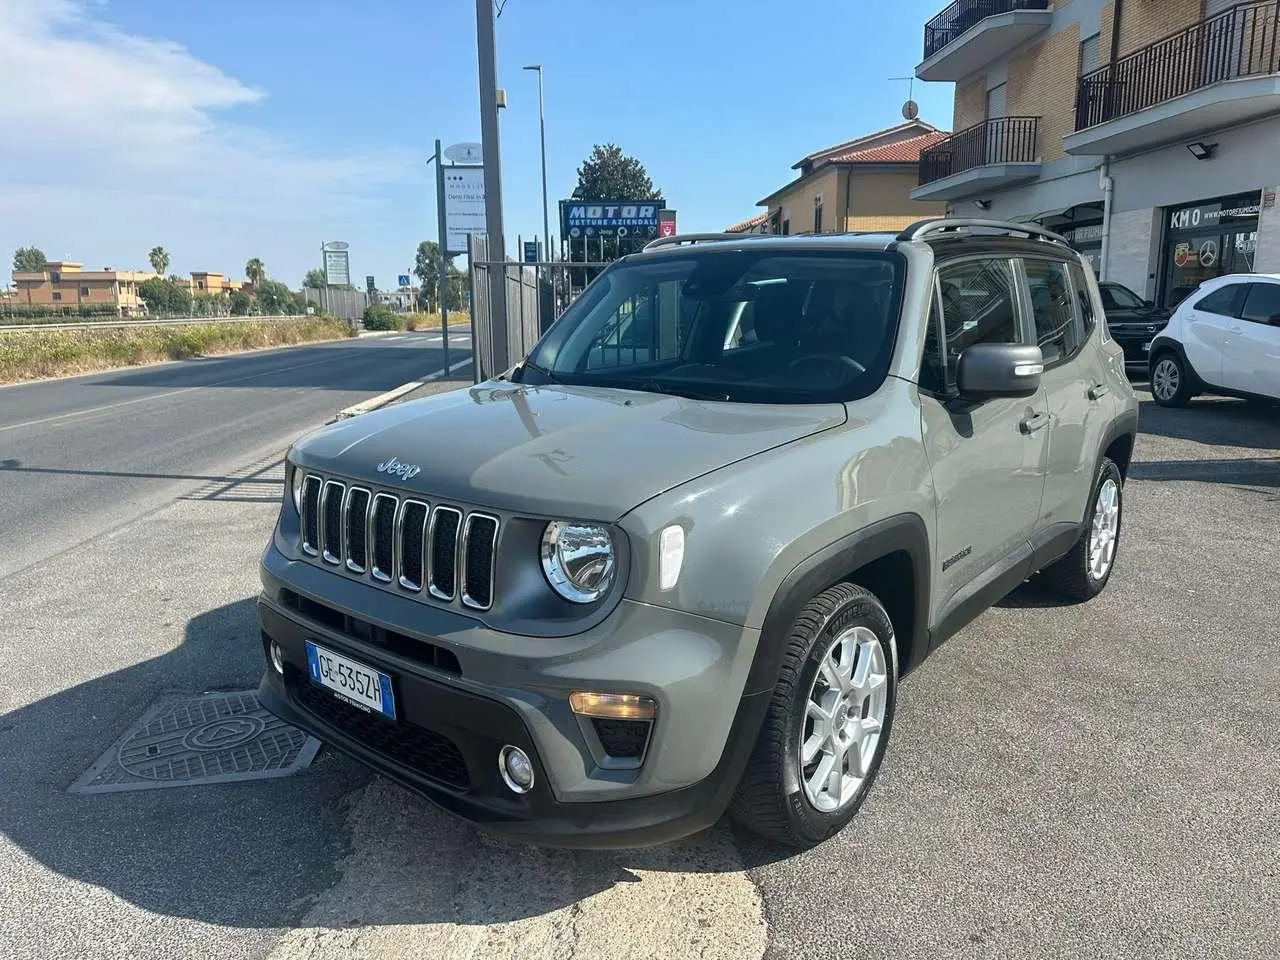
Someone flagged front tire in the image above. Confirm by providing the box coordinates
[1150,351,1192,407]
[1039,458,1124,601]
[729,583,897,849]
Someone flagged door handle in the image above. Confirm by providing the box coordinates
[1020,412,1049,434]
[1088,383,1110,400]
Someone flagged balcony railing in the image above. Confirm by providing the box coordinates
[1076,1,1280,130]
[923,0,1051,60]
[919,117,1040,185]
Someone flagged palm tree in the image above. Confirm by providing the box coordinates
[148,246,169,276]
[245,258,265,286]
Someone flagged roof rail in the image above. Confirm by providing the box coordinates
[897,218,1070,245]
[642,232,775,251]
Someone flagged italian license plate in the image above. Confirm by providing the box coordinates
[305,641,396,719]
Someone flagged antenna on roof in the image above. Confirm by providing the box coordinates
[889,75,919,121]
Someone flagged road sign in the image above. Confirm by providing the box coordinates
[397,274,410,287]
[444,166,487,254]
[324,249,350,286]
[523,241,538,263]
[444,142,483,164]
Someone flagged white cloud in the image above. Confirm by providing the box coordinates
[0,0,418,282]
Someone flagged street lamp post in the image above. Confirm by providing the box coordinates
[523,64,550,262]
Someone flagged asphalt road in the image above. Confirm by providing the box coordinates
[1,362,1277,959]
[0,329,472,579]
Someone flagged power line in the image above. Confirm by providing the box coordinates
[496,0,510,17]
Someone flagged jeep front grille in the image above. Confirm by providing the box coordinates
[294,472,498,611]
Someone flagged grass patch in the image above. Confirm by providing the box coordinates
[0,317,355,384]
[404,311,470,331]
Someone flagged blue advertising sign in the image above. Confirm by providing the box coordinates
[559,200,664,238]
[397,274,410,287]
[523,241,538,263]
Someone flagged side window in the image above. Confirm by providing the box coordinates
[934,258,1021,388]
[1194,284,1248,317]
[1067,261,1097,335]
[1024,259,1079,366]
[1240,283,1280,325]
[919,284,945,394]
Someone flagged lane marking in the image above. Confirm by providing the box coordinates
[383,335,408,341]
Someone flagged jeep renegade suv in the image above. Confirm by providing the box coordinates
[257,219,1139,850]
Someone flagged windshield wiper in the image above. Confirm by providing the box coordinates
[518,359,561,384]
[619,378,733,402]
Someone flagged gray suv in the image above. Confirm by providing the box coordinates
[256,219,1139,850]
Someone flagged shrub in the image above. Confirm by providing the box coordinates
[362,305,404,331]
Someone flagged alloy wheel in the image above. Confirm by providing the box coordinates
[1088,477,1121,581]
[799,625,887,813]
[1152,357,1180,401]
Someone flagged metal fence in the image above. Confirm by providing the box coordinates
[918,116,1041,184]
[923,0,1051,60]
[466,233,612,382]
[1076,1,1280,129]
[302,287,370,321]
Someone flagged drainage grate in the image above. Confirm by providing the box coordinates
[69,691,320,794]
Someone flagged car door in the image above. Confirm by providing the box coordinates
[919,256,1050,625]
[1220,280,1280,398]
[1180,281,1250,384]
[1024,257,1108,540]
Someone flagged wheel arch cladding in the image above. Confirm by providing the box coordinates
[1149,336,1203,389]
[748,513,931,697]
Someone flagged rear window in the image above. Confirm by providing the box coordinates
[520,249,906,404]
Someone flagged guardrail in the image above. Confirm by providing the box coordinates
[0,314,321,333]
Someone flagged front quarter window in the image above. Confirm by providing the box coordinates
[519,248,905,404]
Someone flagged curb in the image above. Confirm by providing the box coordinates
[328,355,475,423]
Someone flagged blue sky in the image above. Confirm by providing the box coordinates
[0,0,955,290]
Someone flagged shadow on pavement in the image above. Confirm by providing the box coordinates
[0,595,780,932]
[86,343,468,393]
[1137,396,1280,450]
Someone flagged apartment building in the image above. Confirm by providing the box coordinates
[182,272,244,295]
[756,120,951,236]
[912,0,1280,306]
[11,262,151,315]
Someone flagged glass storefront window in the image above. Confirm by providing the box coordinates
[1161,191,1262,307]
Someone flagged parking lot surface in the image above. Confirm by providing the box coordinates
[1,383,1276,959]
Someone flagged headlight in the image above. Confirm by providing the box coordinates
[540,521,615,603]
[290,465,305,513]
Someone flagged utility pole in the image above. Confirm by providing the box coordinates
[524,64,550,262]
[475,0,509,372]
[433,139,451,372]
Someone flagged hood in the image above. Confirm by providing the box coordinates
[292,383,846,520]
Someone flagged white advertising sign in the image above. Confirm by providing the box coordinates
[444,166,487,255]
[323,249,350,287]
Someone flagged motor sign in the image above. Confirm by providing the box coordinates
[560,200,663,238]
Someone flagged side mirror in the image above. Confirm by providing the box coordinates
[956,343,1044,400]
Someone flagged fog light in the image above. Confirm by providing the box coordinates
[269,641,285,675]
[498,745,535,794]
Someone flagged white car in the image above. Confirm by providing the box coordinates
[1148,273,1280,407]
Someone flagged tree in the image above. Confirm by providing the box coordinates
[148,246,170,276]
[137,276,191,316]
[413,240,465,311]
[229,289,252,316]
[253,279,296,315]
[570,144,660,202]
[13,247,47,272]
[302,268,326,289]
[245,258,265,285]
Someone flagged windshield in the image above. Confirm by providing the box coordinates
[1102,283,1145,310]
[518,249,905,403]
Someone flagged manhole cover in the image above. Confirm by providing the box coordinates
[70,691,320,794]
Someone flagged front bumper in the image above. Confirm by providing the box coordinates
[256,545,770,848]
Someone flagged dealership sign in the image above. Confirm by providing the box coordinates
[560,200,664,238]
[444,167,487,255]
[1168,193,1261,233]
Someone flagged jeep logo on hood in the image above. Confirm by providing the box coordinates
[376,456,421,480]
